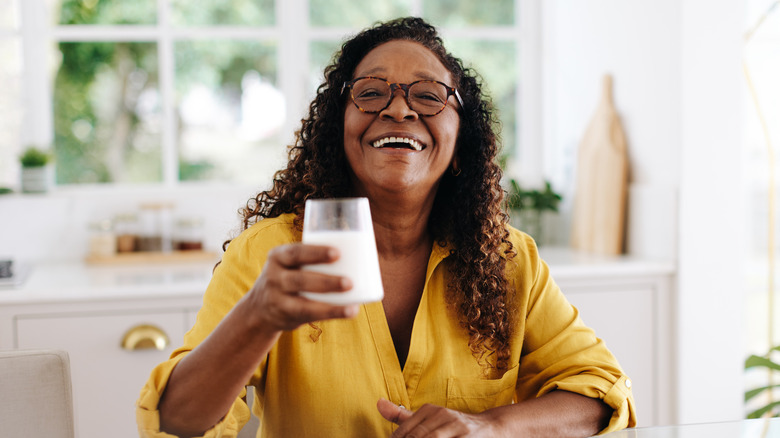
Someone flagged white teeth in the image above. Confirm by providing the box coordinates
[371,137,423,151]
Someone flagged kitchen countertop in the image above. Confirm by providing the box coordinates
[0,260,217,304]
[0,247,675,305]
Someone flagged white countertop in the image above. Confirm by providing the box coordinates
[0,247,675,305]
[539,247,676,279]
[0,260,216,304]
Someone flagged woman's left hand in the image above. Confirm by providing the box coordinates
[377,398,500,438]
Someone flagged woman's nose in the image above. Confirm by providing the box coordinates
[380,90,418,121]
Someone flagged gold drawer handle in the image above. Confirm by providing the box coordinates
[121,324,170,351]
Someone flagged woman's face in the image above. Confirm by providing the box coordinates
[343,40,460,201]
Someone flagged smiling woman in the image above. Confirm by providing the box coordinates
[136,17,635,438]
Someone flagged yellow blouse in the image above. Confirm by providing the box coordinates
[137,214,636,437]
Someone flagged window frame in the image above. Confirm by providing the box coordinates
[16,0,541,189]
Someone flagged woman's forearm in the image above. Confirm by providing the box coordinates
[158,297,281,437]
[488,390,612,438]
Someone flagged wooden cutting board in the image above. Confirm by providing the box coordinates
[570,74,629,255]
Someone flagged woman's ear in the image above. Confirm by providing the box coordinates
[450,158,461,176]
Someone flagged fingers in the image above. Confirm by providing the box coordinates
[271,243,339,268]
[266,243,353,293]
[385,403,472,438]
[377,398,413,424]
[248,243,357,332]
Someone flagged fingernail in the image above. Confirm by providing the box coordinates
[344,305,359,318]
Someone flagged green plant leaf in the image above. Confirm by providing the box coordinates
[745,384,780,402]
[747,400,780,419]
[746,355,780,371]
[507,179,524,211]
[20,147,51,167]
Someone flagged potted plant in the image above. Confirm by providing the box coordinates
[507,179,562,245]
[745,346,780,418]
[19,146,52,193]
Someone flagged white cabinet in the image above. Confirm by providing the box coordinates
[0,262,209,438]
[0,254,675,436]
[15,307,195,437]
[543,248,676,427]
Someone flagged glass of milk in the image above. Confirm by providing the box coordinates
[300,197,384,304]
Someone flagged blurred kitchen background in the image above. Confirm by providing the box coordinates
[0,0,778,436]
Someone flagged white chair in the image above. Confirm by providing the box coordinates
[0,349,75,438]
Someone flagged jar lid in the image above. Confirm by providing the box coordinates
[175,217,204,227]
[88,218,113,231]
[139,202,174,210]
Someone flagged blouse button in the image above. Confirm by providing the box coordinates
[625,379,632,389]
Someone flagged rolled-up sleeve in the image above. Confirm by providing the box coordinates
[135,217,295,437]
[136,353,251,438]
[512,234,637,434]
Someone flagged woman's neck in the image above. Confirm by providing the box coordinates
[369,196,435,258]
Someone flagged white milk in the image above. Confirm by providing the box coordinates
[301,230,384,304]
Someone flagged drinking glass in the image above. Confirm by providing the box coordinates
[301,198,384,304]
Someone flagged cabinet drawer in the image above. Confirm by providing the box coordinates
[16,310,188,438]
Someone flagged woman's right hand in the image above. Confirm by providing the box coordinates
[244,243,359,333]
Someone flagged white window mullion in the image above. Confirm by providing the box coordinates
[20,0,53,149]
[278,0,310,147]
[410,0,423,16]
[518,0,543,186]
[158,0,178,185]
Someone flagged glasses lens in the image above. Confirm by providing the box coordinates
[408,81,449,115]
[351,78,391,112]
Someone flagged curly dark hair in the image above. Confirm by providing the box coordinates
[232,16,516,371]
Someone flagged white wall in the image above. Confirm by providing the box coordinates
[542,0,681,259]
[544,0,746,426]
[0,184,255,262]
[678,0,746,426]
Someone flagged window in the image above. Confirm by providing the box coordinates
[9,0,535,189]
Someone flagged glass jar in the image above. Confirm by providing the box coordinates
[173,217,204,251]
[114,213,139,253]
[88,219,117,258]
[137,203,173,252]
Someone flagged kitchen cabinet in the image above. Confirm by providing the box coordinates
[15,306,200,438]
[542,247,675,427]
[0,250,675,436]
[0,262,209,438]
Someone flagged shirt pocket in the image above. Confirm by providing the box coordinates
[445,365,520,413]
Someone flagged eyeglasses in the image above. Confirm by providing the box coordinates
[341,76,464,116]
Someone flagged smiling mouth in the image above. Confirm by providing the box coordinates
[371,136,425,151]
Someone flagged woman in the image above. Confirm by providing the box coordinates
[137,17,636,438]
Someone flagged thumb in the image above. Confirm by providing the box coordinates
[377,398,413,424]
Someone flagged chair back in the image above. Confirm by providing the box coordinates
[0,349,75,438]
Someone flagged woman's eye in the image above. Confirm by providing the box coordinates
[415,92,444,103]
[356,89,384,99]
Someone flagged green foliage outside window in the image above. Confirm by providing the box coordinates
[56,0,156,25]
[170,0,274,26]
[53,40,161,184]
[49,0,521,186]
[309,0,410,27]
[423,0,513,26]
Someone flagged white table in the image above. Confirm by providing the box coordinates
[601,418,779,437]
